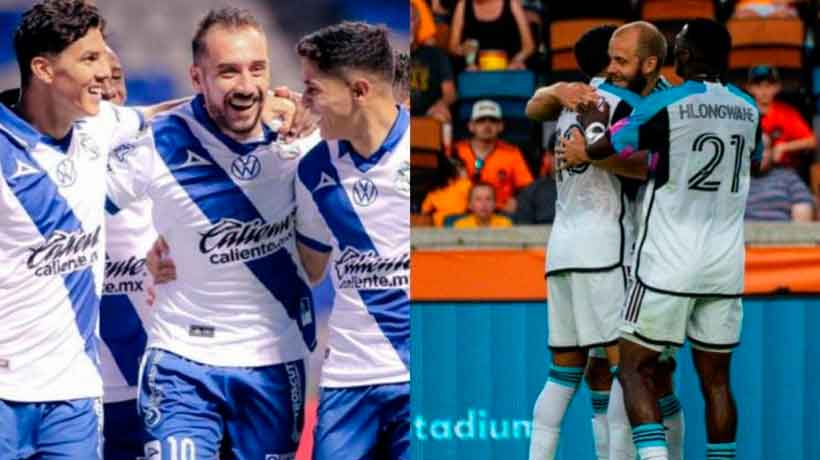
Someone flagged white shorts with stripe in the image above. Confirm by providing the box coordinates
[547,267,628,350]
[620,280,743,353]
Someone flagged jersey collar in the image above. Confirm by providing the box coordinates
[191,94,277,155]
[339,106,409,173]
[0,101,43,151]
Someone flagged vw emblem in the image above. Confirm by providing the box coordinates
[352,178,378,206]
[230,154,261,180]
[55,159,77,187]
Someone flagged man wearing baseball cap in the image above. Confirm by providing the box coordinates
[746,65,816,167]
[453,99,534,214]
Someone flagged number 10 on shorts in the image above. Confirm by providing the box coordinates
[145,437,197,460]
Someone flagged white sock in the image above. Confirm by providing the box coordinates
[529,365,583,460]
[658,394,684,460]
[633,423,668,460]
[590,390,610,460]
[607,378,636,460]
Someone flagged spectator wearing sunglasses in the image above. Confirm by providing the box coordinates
[453,99,534,214]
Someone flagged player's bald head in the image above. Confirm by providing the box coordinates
[613,21,667,73]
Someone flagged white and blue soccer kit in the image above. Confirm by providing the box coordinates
[106,95,318,460]
[611,80,762,351]
[100,146,157,460]
[295,107,410,460]
[0,101,143,460]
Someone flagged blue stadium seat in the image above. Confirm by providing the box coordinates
[457,70,535,100]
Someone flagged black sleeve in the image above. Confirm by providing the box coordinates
[638,108,671,189]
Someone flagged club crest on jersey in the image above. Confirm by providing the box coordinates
[352,178,378,206]
[78,132,101,159]
[394,160,410,196]
[231,154,261,180]
[112,142,135,162]
[55,158,77,187]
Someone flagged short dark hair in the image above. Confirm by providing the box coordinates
[574,25,617,79]
[14,0,105,87]
[296,21,394,82]
[679,19,731,74]
[192,7,262,63]
[393,50,410,100]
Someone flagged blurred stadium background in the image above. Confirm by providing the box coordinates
[0,1,407,459]
[411,0,820,459]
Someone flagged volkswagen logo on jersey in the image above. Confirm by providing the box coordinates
[352,178,378,206]
[231,154,262,180]
[55,159,77,187]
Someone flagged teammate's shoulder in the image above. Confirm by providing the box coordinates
[297,138,334,176]
[634,80,706,114]
[725,83,757,109]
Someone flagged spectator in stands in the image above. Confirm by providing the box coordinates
[746,65,817,169]
[421,155,472,226]
[411,0,457,122]
[745,134,815,221]
[454,99,534,214]
[453,182,513,228]
[733,0,800,18]
[513,132,557,224]
[449,0,535,70]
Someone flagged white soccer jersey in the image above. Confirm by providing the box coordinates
[106,95,319,368]
[611,81,762,296]
[547,79,642,274]
[0,101,143,402]
[295,108,410,388]
[100,143,157,403]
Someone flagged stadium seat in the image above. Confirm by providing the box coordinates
[411,213,434,227]
[411,116,443,212]
[727,18,804,70]
[549,19,626,72]
[641,0,716,21]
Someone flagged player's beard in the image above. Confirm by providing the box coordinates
[627,71,649,95]
[211,88,264,137]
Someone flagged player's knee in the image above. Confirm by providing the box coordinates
[585,357,613,390]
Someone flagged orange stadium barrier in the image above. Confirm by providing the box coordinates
[411,247,820,301]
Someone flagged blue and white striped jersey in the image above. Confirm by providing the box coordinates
[106,95,319,368]
[611,80,762,296]
[295,108,410,388]
[100,162,157,403]
[0,101,143,402]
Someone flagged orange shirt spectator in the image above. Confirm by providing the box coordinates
[454,100,533,212]
[411,0,437,44]
[452,182,513,228]
[746,66,817,168]
[421,176,472,226]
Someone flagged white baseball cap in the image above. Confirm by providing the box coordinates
[471,99,502,121]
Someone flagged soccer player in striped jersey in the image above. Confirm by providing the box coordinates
[106,8,320,460]
[578,19,761,460]
[294,22,410,460]
[0,2,147,458]
[98,46,158,460]
[528,22,684,460]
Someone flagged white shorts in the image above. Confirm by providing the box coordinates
[620,281,743,353]
[547,267,628,349]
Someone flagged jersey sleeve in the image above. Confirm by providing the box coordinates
[105,133,156,214]
[295,157,333,253]
[108,104,146,146]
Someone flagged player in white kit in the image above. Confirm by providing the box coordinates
[578,19,761,460]
[294,22,410,460]
[0,2,145,458]
[105,8,320,460]
[98,47,158,460]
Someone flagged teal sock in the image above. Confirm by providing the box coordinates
[658,393,681,418]
[707,442,736,460]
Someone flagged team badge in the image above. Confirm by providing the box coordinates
[78,132,101,159]
[55,159,77,187]
[394,160,410,196]
[352,177,378,206]
[230,154,261,180]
